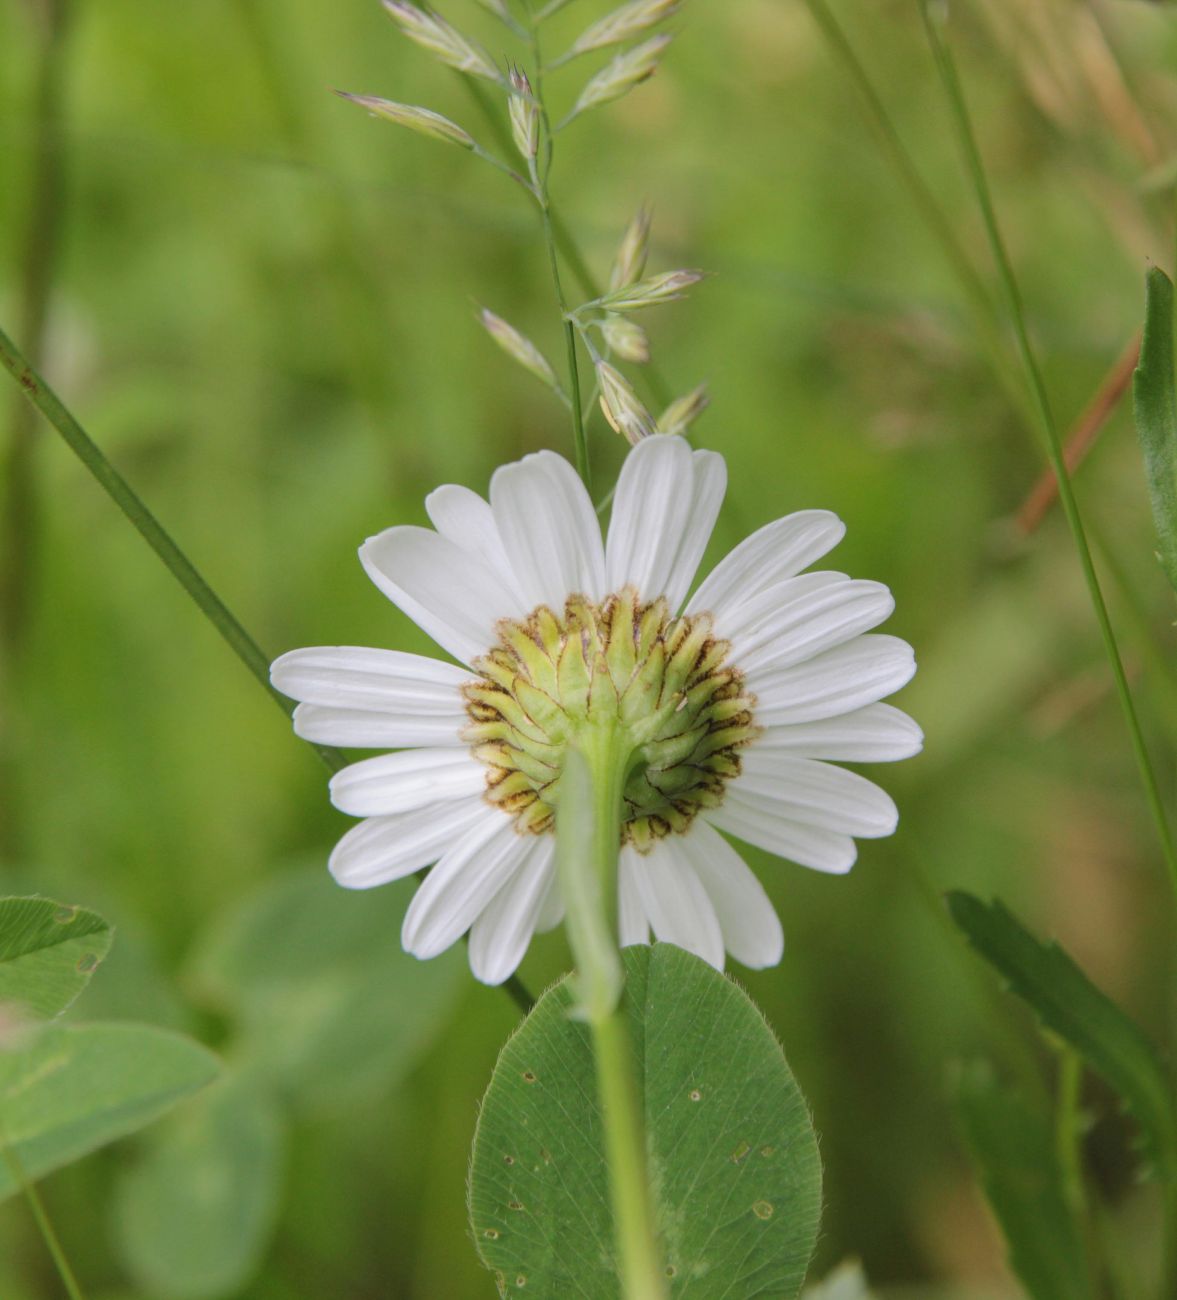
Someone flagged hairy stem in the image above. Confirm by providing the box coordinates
[557,738,666,1300]
[919,2,1177,905]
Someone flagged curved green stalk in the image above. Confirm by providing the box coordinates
[0,324,340,771]
[918,3,1177,906]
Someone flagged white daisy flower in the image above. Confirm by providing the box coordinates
[271,436,921,985]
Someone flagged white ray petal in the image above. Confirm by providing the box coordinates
[328,796,490,889]
[675,821,783,969]
[293,705,466,748]
[662,449,726,610]
[468,837,556,984]
[626,838,725,970]
[734,751,898,837]
[606,436,724,605]
[705,794,858,874]
[272,646,471,748]
[720,575,895,673]
[748,634,916,726]
[490,450,605,608]
[687,510,846,621]
[272,646,472,708]
[534,867,565,934]
[401,811,528,960]
[618,850,650,947]
[753,703,924,763]
[360,526,525,667]
[329,748,486,817]
[426,483,527,604]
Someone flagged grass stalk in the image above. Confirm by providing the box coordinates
[0,324,343,770]
[801,0,1034,431]
[0,0,71,862]
[918,2,1177,904]
[520,1,591,488]
[2,1142,86,1300]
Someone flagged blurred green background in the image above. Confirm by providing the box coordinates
[2,0,1177,1295]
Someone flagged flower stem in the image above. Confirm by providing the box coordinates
[919,2,1177,904]
[556,736,667,1300]
[2,1141,86,1300]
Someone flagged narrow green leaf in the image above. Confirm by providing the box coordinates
[0,1023,219,1199]
[1133,266,1177,591]
[112,1073,285,1299]
[0,896,113,1019]
[954,1063,1093,1300]
[469,943,822,1298]
[947,892,1177,1181]
[187,869,465,1109]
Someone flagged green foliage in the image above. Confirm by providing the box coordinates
[92,870,468,1297]
[946,893,1177,1182]
[0,896,112,1020]
[3,0,1177,1291]
[469,943,822,1299]
[0,1023,219,1201]
[187,868,465,1109]
[1133,266,1177,593]
[953,1064,1093,1300]
[112,1073,285,1299]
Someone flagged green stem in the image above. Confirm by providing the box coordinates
[1054,1048,1087,1223]
[1,1142,85,1300]
[801,0,1035,431]
[557,737,666,1300]
[0,324,345,769]
[919,2,1177,903]
[1,0,71,862]
[2,0,69,657]
[592,1011,666,1300]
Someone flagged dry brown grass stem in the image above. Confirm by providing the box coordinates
[1014,331,1140,536]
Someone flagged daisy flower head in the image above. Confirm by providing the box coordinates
[271,436,921,985]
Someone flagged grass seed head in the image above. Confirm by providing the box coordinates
[602,314,651,363]
[609,204,653,291]
[382,0,504,84]
[597,361,656,443]
[568,33,673,120]
[335,92,476,149]
[657,383,709,435]
[568,0,682,59]
[479,308,560,390]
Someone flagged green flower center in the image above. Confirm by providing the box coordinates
[461,588,758,849]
